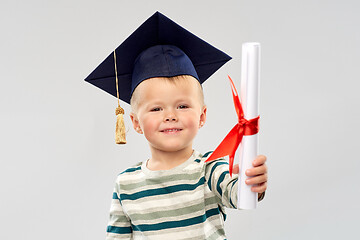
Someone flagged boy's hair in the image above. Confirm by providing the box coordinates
[130,75,205,113]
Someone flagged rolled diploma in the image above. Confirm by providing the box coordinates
[237,42,261,209]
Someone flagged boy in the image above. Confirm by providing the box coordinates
[85,12,267,239]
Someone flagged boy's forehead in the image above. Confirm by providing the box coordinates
[136,76,202,100]
[138,76,200,92]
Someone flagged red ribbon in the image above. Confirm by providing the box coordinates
[205,75,260,176]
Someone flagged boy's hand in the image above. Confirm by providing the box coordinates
[232,155,267,193]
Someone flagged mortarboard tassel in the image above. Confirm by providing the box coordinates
[115,105,126,144]
[114,51,126,144]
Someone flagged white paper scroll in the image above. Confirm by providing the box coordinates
[237,42,261,209]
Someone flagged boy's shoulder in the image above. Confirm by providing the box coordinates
[201,151,213,159]
[189,150,215,165]
[113,161,143,186]
[200,151,227,164]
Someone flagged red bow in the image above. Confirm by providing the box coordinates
[205,76,260,176]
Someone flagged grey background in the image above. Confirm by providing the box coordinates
[1,0,359,239]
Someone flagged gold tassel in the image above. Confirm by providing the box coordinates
[115,106,126,144]
[114,50,126,144]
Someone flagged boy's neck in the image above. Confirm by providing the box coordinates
[147,146,194,171]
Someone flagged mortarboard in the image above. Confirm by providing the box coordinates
[85,11,232,144]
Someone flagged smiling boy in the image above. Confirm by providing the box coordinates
[106,74,267,239]
[85,12,267,239]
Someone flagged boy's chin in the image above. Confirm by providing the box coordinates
[150,144,193,153]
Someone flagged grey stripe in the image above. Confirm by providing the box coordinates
[128,196,219,222]
[119,171,202,191]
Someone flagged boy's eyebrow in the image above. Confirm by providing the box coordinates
[141,97,194,107]
[139,100,163,108]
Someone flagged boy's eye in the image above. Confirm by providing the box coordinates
[151,107,161,112]
[178,105,188,109]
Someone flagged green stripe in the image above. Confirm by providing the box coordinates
[120,172,202,191]
[112,192,119,199]
[109,214,131,223]
[129,196,219,221]
[229,179,237,208]
[203,151,213,158]
[107,225,132,234]
[120,165,141,175]
[131,203,203,221]
[208,162,227,191]
[204,195,219,206]
[216,171,229,196]
[132,208,220,232]
[120,177,205,201]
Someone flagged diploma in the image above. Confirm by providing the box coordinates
[237,42,261,209]
[205,42,261,210]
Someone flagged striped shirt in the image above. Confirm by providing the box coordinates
[106,150,238,239]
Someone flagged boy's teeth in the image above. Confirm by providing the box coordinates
[164,129,179,132]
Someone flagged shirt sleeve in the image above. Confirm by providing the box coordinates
[106,179,133,239]
[205,158,238,209]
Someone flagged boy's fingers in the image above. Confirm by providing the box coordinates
[232,164,239,174]
[243,155,268,193]
[251,182,267,193]
[252,155,267,167]
[245,174,268,185]
[246,164,267,177]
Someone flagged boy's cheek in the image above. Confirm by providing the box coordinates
[141,119,160,134]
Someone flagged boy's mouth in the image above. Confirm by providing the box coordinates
[161,128,182,133]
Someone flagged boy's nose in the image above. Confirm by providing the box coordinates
[164,112,178,122]
[165,117,177,122]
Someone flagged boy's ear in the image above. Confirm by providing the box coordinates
[129,112,143,134]
[199,106,207,128]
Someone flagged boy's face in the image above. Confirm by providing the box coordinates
[130,76,207,154]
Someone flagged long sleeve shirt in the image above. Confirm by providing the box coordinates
[106,150,238,240]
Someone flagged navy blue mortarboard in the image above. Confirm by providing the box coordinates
[85,11,232,104]
[85,11,231,144]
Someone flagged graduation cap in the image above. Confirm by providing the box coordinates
[85,11,232,144]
